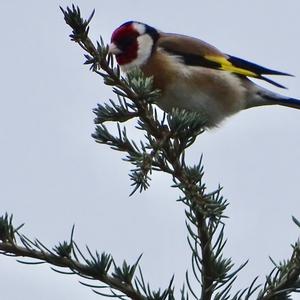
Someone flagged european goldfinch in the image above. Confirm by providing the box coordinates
[109,21,300,127]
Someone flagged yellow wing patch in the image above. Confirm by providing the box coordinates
[204,55,258,78]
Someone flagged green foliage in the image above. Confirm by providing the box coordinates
[93,98,138,123]
[54,240,73,258]
[112,256,142,284]
[256,217,300,300]
[60,5,95,42]
[0,213,23,243]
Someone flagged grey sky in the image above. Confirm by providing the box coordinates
[1,1,300,299]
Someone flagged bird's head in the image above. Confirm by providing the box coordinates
[109,21,159,71]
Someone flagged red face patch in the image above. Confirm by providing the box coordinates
[111,23,140,65]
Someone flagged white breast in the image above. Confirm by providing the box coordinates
[157,62,248,127]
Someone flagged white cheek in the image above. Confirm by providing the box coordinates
[121,34,153,72]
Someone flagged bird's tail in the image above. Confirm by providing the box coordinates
[252,86,300,110]
[274,97,300,109]
[263,92,300,110]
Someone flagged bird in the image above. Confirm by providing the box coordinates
[109,21,300,127]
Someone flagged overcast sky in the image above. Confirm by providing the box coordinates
[1,1,300,299]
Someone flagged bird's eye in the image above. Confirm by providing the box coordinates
[119,36,136,50]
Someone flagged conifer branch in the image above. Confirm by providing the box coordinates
[257,217,300,300]
[0,213,174,300]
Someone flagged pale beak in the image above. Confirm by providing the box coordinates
[108,43,122,55]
